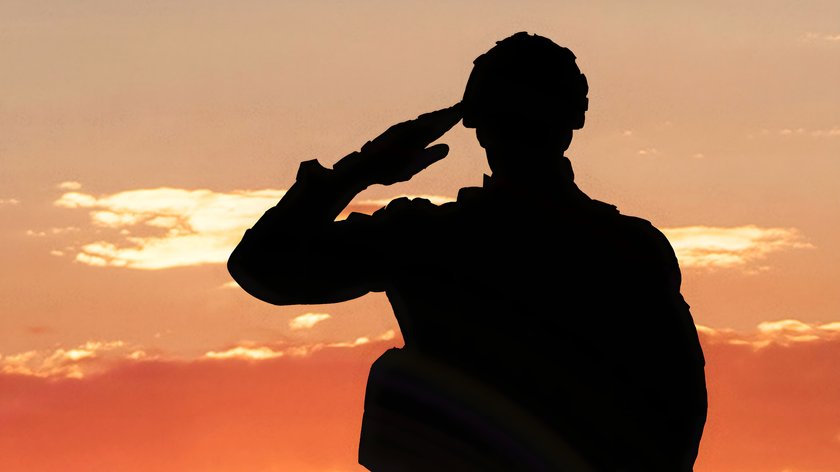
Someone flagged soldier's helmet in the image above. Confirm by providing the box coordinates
[462,32,589,134]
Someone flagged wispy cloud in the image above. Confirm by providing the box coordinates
[54,186,453,270]
[801,32,840,42]
[1,329,401,379]
[749,127,840,139]
[0,340,141,379]
[289,313,332,330]
[662,225,812,271]
[327,337,370,348]
[204,345,286,361]
[378,329,396,341]
[55,187,287,269]
[779,127,840,137]
[25,226,80,237]
[0,198,20,206]
[57,181,82,190]
[698,319,840,349]
[203,330,399,361]
[326,330,397,348]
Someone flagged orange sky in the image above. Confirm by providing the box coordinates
[2,1,840,470]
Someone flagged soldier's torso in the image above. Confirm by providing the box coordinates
[361,184,706,471]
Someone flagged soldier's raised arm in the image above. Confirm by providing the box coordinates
[227,104,461,306]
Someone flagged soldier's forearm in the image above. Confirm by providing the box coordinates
[227,155,374,305]
[249,157,370,237]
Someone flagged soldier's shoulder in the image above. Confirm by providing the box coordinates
[587,198,619,215]
[608,209,678,264]
[584,198,673,250]
[592,199,660,235]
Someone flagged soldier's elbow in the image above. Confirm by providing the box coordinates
[227,243,295,306]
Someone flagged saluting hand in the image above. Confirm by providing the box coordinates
[333,103,462,187]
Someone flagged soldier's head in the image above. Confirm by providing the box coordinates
[462,33,588,173]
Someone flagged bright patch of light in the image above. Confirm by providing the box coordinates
[289,313,332,330]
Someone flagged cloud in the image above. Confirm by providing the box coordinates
[53,187,288,269]
[378,329,396,341]
[1,329,401,380]
[802,32,840,42]
[55,186,453,270]
[204,342,324,360]
[778,127,840,137]
[327,330,397,348]
[327,337,370,348]
[36,320,835,384]
[25,226,80,237]
[0,198,20,206]
[204,345,285,360]
[661,225,812,271]
[204,330,399,361]
[289,313,332,330]
[0,340,134,379]
[806,128,840,137]
[698,319,840,349]
[57,181,82,190]
[750,127,840,138]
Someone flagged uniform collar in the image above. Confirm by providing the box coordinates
[481,155,585,199]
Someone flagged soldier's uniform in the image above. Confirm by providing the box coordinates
[229,155,707,471]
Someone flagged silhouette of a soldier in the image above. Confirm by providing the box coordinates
[229,32,707,471]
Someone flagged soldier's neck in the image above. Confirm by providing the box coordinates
[486,149,575,187]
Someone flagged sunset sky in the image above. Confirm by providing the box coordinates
[2,1,840,470]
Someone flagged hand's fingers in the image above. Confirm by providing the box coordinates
[364,103,462,154]
[408,103,463,145]
[415,102,462,123]
[405,143,450,174]
[421,143,450,164]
